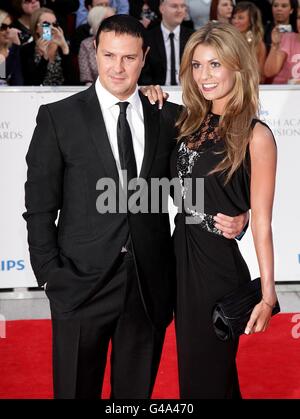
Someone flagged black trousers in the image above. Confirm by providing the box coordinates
[49,251,165,399]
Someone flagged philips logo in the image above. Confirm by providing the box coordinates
[0,260,25,271]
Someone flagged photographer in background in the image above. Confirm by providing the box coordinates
[264,4,300,84]
[0,9,23,85]
[264,0,298,52]
[20,7,73,85]
[129,1,160,29]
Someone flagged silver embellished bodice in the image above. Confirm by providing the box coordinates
[176,112,223,235]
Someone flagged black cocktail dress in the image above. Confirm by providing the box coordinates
[170,112,259,398]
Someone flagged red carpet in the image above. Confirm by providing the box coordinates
[0,314,299,399]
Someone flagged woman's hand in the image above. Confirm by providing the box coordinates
[36,38,50,60]
[140,17,151,28]
[7,28,21,46]
[51,26,69,55]
[139,85,169,109]
[271,26,283,47]
[245,292,277,334]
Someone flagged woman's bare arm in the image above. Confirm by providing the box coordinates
[245,122,277,334]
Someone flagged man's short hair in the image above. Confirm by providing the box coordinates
[95,14,148,53]
[85,0,109,9]
[84,0,92,9]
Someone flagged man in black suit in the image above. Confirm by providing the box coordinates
[140,0,194,85]
[23,14,246,399]
[23,14,179,399]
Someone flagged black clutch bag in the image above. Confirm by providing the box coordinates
[212,277,280,341]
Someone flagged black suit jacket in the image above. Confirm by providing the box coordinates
[140,24,194,86]
[23,84,181,328]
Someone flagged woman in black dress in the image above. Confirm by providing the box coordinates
[170,22,277,398]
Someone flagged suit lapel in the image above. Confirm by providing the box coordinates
[156,28,167,77]
[79,86,159,194]
[139,91,160,181]
[79,84,119,186]
[179,26,186,59]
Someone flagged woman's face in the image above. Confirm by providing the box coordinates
[22,0,40,16]
[192,44,236,114]
[0,16,12,46]
[36,12,57,38]
[272,0,293,24]
[217,0,233,21]
[231,10,251,33]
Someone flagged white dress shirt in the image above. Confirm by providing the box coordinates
[161,23,180,85]
[95,78,145,185]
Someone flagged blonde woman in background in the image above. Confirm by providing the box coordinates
[0,8,23,85]
[232,1,267,82]
[78,5,115,84]
[20,7,72,85]
[170,22,277,398]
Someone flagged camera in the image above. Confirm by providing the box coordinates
[278,24,292,33]
[42,23,52,41]
[140,9,157,21]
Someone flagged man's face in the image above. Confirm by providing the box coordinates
[92,0,110,7]
[160,0,187,28]
[95,31,148,100]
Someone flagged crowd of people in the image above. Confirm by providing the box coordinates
[0,1,299,85]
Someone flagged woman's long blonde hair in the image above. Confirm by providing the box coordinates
[177,22,260,183]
